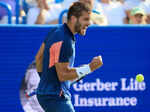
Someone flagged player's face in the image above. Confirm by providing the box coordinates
[74,11,91,35]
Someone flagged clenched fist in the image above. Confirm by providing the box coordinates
[89,56,103,72]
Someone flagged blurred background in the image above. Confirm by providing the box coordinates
[0,0,150,25]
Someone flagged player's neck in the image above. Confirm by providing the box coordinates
[66,22,76,35]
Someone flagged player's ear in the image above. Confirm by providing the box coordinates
[71,16,77,24]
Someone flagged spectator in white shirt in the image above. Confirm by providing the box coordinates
[81,0,108,25]
[97,0,126,25]
[27,0,63,24]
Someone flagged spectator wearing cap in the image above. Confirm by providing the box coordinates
[139,0,150,24]
[123,0,144,24]
[129,7,147,24]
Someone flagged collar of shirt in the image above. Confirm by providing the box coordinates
[63,23,75,41]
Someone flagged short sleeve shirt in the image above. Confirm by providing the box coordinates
[37,23,75,98]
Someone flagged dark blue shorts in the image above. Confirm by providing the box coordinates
[37,94,75,112]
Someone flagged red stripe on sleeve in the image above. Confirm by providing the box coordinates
[49,41,63,68]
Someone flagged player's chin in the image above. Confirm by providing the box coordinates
[79,29,87,36]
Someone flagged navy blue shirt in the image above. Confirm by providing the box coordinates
[37,23,75,98]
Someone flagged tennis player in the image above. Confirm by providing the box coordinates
[36,2,103,112]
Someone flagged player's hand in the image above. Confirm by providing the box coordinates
[89,56,103,72]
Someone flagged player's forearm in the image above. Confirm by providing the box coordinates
[57,65,92,82]
[57,68,79,82]
[56,56,103,82]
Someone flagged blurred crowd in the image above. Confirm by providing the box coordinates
[0,0,150,25]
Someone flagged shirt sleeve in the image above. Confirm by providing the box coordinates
[49,41,63,68]
[48,32,73,68]
[59,40,73,63]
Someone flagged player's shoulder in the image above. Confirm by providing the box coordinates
[53,25,66,41]
[54,24,72,41]
[55,25,65,36]
[44,25,66,47]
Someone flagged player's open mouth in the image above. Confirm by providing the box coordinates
[83,27,87,30]
[82,28,86,31]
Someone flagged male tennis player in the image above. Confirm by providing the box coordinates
[37,2,103,112]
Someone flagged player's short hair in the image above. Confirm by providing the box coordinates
[67,2,91,21]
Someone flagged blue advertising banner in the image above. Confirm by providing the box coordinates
[0,25,150,112]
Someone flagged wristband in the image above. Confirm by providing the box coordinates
[75,64,91,79]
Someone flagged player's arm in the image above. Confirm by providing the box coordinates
[35,42,45,73]
[55,56,103,82]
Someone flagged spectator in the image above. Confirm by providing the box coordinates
[79,0,108,25]
[96,0,126,25]
[139,0,150,24]
[129,7,147,24]
[27,0,63,24]
[123,0,144,24]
